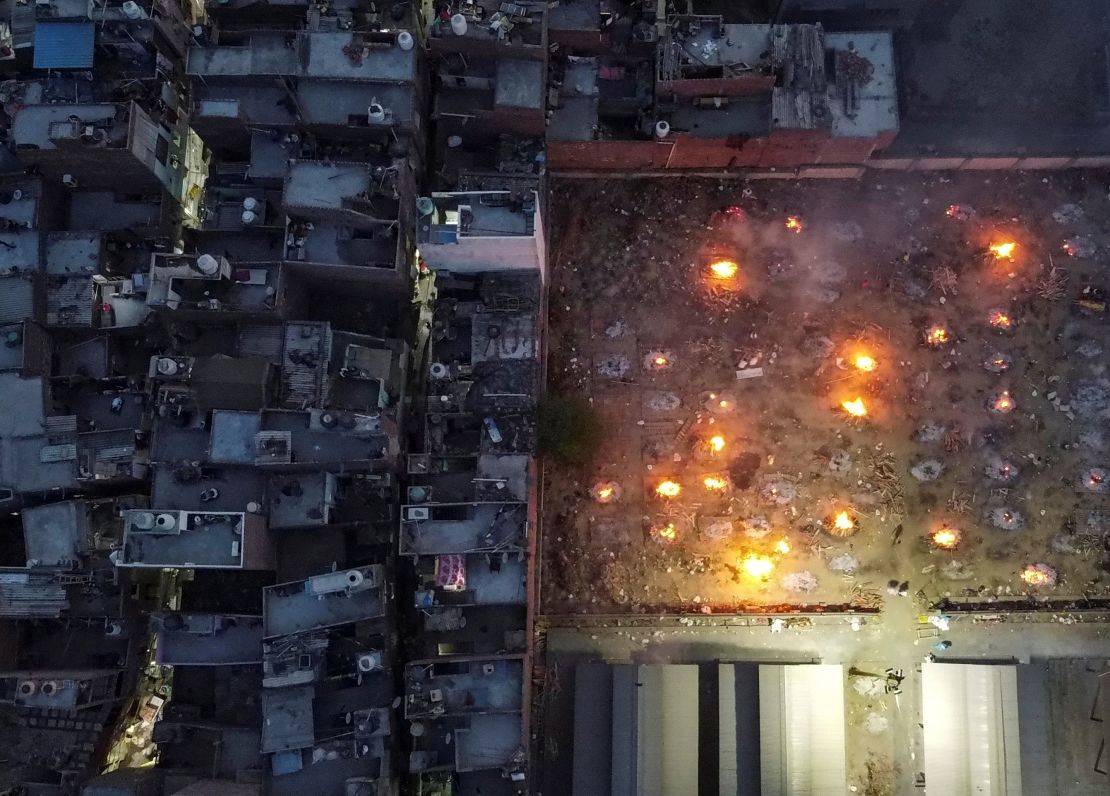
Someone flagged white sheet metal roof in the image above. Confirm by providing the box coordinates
[922,663,1023,796]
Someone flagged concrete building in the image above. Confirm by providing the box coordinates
[548,18,898,174]
[417,185,546,278]
[117,508,274,570]
[404,654,527,781]
[11,99,207,221]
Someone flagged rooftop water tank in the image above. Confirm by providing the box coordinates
[195,254,221,276]
[132,512,156,530]
[122,1,147,19]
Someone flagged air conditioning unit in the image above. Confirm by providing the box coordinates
[405,507,430,521]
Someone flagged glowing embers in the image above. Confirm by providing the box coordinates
[924,325,950,348]
[840,397,868,418]
[988,506,1024,531]
[592,481,621,503]
[644,350,674,371]
[654,479,682,499]
[785,215,804,234]
[983,352,1012,374]
[989,241,1017,260]
[706,392,737,414]
[985,456,1019,483]
[825,509,859,538]
[1080,466,1109,494]
[652,521,679,544]
[708,259,740,280]
[702,474,730,492]
[1020,563,1057,588]
[930,526,961,550]
[988,309,1014,330]
[989,389,1016,414]
[740,554,775,579]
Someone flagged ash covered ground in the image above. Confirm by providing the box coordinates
[542,172,1110,615]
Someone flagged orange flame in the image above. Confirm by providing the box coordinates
[708,259,739,279]
[853,354,876,372]
[1020,565,1051,587]
[833,511,855,531]
[931,527,960,549]
[925,326,949,346]
[703,475,728,491]
[774,538,791,555]
[741,554,775,578]
[656,523,678,542]
[989,241,1016,260]
[655,480,682,498]
[596,485,614,501]
[785,216,803,233]
[992,391,1015,413]
[708,435,726,453]
[841,398,867,418]
[989,311,1012,329]
[652,355,669,367]
[1062,241,1077,257]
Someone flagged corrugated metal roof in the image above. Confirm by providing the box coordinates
[10,6,35,50]
[238,323,284,358]
[47,276,93,326]
[0,275,35,324]
[33,23,95,70]
[0,571,69,617]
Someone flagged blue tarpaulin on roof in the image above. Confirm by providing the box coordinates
[33,22,95,70]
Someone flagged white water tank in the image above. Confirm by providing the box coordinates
[242,197,259,212]
[397,30,414,51]
[155,513,177,531]
[368,100,387,124]
[241,210,258,225]
[246,501,262,514]
[451,13,467,35]
[654,120,670,139]
[132,511,156,530]
[308,568,365,596]
[156,357,179,376]
[195,254,221,276]
[357,651,383,672]
[429,362,449,379]
[122,1,147,19]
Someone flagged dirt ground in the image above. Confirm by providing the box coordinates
[542,171,1110,615]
